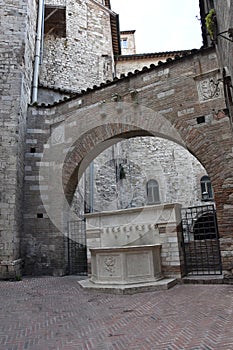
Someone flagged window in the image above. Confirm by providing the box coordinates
[121,38,128,49]
[197,116,205,124]
[44,6,66,37]
[146,180,160,204]
[200,176,214,200]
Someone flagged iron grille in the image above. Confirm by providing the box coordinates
[181,204,222,275]
[68,219,87,275]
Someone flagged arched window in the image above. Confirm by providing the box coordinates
[146,179,160,204]
[200,176,214,200]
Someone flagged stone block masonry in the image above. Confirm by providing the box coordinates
[1,1,233,280]
[23,47,233,276]
[75,136,209,214]
[85,203,184,279]
[201,1,233,130]
[40,0,115,92]
[0,0,37,279]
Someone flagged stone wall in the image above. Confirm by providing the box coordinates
[23,48,233,276]
[120,31,136,55]
[22,108,67,276]
[213,0,233,81]
[200,0,233,267]
[40,0,115,92]
[1,0,232,281]
[200,1,233,130]
[213,0,233,129]
[116,57,167,77]
[0,0,37,278]
[78,137,210,214]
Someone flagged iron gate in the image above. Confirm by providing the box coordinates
[68,219,87,275]
[181,204,222,275]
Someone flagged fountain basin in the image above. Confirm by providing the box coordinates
[90,244,162,285]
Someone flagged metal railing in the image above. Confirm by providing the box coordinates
[181,204,222,275]
[68,219,87,275]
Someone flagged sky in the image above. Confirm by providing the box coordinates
[110,0,203,53]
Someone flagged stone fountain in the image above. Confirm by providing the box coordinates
[79,203,184,293]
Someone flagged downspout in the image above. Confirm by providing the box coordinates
[40,1,45,65]
[113,14,121,78]
[89,162,94,213]
[32,0,44,104]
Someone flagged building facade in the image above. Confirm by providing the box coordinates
[0,0,37,277]
[76,137,212,215]
[40,0,117,92]
[120,30,136,55]
[0,0,233,279]
[77,30,211,216]
[200,0,233,129]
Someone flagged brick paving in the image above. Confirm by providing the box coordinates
[0,277,233,350]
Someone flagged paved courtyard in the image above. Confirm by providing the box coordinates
[0,276,233,350]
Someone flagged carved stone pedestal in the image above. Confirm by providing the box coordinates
[78,245,177,294]
[90,244,162,285]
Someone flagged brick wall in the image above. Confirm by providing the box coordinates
[23,48,233,275]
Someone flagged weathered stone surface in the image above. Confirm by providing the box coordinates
[0,0,37,278]
[23,46,233,275]
[76,136,209,214]
[85,203,183,278]
[40,0,114,92]
[90,244,162,285]
[1,0,233,279]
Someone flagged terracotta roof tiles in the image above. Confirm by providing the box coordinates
[34,47,205,108]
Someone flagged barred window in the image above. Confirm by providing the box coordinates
[201,176,214,200]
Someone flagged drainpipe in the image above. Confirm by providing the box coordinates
[40,1,45,65]
[32,0,44,104]
[89,162,94,213]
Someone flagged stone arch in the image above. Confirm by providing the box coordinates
[60,102,226,208]
[38,100,233,276]
[173,118,232,221]
[63,125,153,203]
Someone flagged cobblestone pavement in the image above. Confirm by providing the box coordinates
[0,276,233,350]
